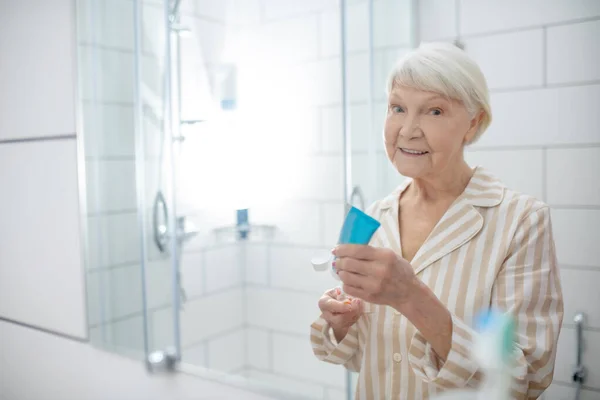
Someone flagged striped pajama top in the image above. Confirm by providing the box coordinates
[310,166,564,399]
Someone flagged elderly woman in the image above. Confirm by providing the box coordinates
[310,42,563,400]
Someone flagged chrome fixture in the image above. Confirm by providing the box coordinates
[152,191,199,253]
[147,347,178,372]
[573,312,586,400]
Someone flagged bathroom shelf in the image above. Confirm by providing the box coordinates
[212,223,276,244]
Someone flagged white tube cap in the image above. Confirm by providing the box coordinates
[311,253,332,272]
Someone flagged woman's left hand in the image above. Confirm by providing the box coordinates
[333,244,420,310]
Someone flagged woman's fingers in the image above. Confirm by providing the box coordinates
[319,294,352,313]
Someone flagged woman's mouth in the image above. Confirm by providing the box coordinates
[399,148,429,156]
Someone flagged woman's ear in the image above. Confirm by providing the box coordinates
[464,109,485,144]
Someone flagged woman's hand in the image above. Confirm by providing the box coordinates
[333,244,421,311]
[318,287,363,342]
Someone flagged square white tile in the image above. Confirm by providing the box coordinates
[551,209,600,268]
[546,147,600,206]
[547,20,600,84]
[464,29,544,89]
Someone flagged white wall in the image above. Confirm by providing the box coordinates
[0,0,87,339]
[0,320,277,400]
[0,1,301,399]
[420,1,600,398]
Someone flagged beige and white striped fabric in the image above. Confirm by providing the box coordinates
[310,166,564,400]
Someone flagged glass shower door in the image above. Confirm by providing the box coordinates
[76,0,183,367]
[135,0,183,368]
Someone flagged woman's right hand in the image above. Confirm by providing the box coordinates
[318,287,363,342]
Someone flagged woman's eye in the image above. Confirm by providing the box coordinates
[429,108,442,116]
[391,106,404,113]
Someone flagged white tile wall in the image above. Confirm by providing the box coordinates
[191,0,230,22]
[269,246,339,295]
[246,327,271,370]
[86,266,142,325]
[256,16,319,66]
[149,306,176,351]
[272,333,346,388]
[78,0,134,50]
[546,147,600,206]
[321,202,346,245]
[319,8,342,57]
[204,244,242,293]
[251,201,322,245]
[244,244,269,286]
[560,268,600,329]
[246,287,320,335]
[372,0,412,48]
[321,105,344,154]
[262,0,338,21]
[324,387,347,400]
[87,212,140,268]
[554,328,600,388]
[293,58,343,107]
[551,209,600,268]
[418,0,458,41]
[86,160,137,213]
[421,2,600,395]
[182,342,208,367]
[547,20,600,84]
[180,289,243,346]
[0,0,76,140]
[89,315,146,354]
[476,85,600,147]
[544,382,600,400]
[141,3,165,57]
[459,0,600,36]
[207,329,245,372]
[79,46,135,103]
[347,52,370,103]
[464,149,545,200]
[244,369,326,399]
[82,103,135,158]
[0,140,86,338]
[464,29,544,90]
[180,252,205,299]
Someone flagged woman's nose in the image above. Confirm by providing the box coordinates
[399,116,420,139]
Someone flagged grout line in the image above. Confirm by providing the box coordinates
[0,133,76,145]
[268,330,274,372]
[88,303,171,328]
[266,244,272,287]
[457,16,600,40]
[489,79,600,93]
[542,26,548,87]
[81,99,134,107]
[469,142,600,151]
[245,366,346,391]
[85,155,136,161]
[87,209,138,217]
[562,323,600,333]
[245,282,322,296]
[204,339,210,369]
[541,148,547,202]
[559,264,600,272]
[0,317,89,343]
[246,324,310,341]
[455,0,461,40]
[551,380,600,393]
[78,42,134,54]
[182,325,246,349]
[550,205,600,210]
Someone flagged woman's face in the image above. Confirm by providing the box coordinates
[384,85,481,180]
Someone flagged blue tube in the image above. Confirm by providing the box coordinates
[331,206,381,279]
[338,206,381,245]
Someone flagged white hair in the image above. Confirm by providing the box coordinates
[386,42,492,143]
